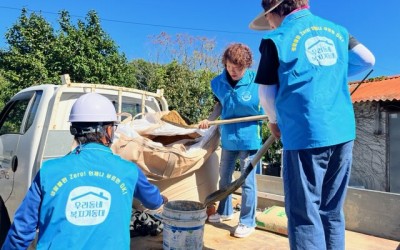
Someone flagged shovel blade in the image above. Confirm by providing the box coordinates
[203,176,245,208]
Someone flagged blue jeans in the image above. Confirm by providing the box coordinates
[283,140,354,250]
[216,149,259,227]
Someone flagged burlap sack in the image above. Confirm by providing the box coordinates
[112,124,220,181]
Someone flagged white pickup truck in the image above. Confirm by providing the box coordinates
[0,74,169,220]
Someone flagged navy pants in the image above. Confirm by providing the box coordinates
[283,140,353,250]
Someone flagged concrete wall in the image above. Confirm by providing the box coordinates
[351,101,388,191]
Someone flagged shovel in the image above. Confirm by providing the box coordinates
[202,134,276,208]
[161,110,268,129]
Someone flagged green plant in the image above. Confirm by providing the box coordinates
[261,122,283,164]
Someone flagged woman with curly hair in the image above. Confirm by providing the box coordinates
[199,43,264,238]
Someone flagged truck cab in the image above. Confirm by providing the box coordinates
[0,74,168,219]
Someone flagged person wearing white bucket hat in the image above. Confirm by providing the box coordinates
[250,0,375,249]
[249,0,286,30]
[2,92,167,249]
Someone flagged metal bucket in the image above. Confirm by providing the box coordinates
[161,200,207,250]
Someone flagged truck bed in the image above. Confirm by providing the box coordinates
[130,210,399,250]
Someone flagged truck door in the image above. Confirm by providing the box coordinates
[0,90,42,217]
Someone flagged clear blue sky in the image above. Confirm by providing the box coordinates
[0,0,398,81]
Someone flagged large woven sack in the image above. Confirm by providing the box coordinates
[111,112,220,181]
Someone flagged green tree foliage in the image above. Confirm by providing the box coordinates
[159,62,216,123]
[129,59,160,91]
[129,59,217,123]
[0,9,56,95]
[0,8,133,104]
[52,10,134,85]
[261,123,283,164]
[0,70,12,109]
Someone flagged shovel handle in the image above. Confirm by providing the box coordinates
[242,134,276,178]
[202,134,276,208]
[208,115,268,126]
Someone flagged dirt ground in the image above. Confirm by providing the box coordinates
[130,210,400,250]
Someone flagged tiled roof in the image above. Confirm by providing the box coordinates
[349,75,400,103]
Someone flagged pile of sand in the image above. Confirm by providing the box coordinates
[161,110,189,126]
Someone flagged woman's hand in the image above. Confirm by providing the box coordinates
[198,119,210,129]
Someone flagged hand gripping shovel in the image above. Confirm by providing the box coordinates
[203,134,276,208]
[161,110,268,129]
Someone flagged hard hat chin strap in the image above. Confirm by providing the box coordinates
[70,126,99,136]
[104,126,114,147]
[70,123,108,136]
[70,122,115,147]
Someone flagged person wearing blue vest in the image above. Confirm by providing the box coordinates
[250,0,375,249]
[2,93,167,249]
[198,43,264,238]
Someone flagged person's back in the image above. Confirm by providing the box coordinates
[251,1,375,249]
[36,143,138,249]
[2,93,166,250]
[264,9,354,150]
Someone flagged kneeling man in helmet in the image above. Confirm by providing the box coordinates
[2,93,167,249]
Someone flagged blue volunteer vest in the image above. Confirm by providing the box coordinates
[37,143,139,249]
[211,70,264,150]
[264,9,355,150]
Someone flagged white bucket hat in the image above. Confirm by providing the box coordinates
[249,0,285,30]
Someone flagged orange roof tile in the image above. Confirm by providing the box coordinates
[349,75,400,103]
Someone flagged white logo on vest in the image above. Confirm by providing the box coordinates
[241,91,252,102]
[305,36,337,66]
[66,186,111,226]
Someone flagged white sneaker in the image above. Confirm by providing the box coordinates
[234,224,255,238]
[208,213,233,223]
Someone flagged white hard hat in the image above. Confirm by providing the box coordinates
[69,93,118,123]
